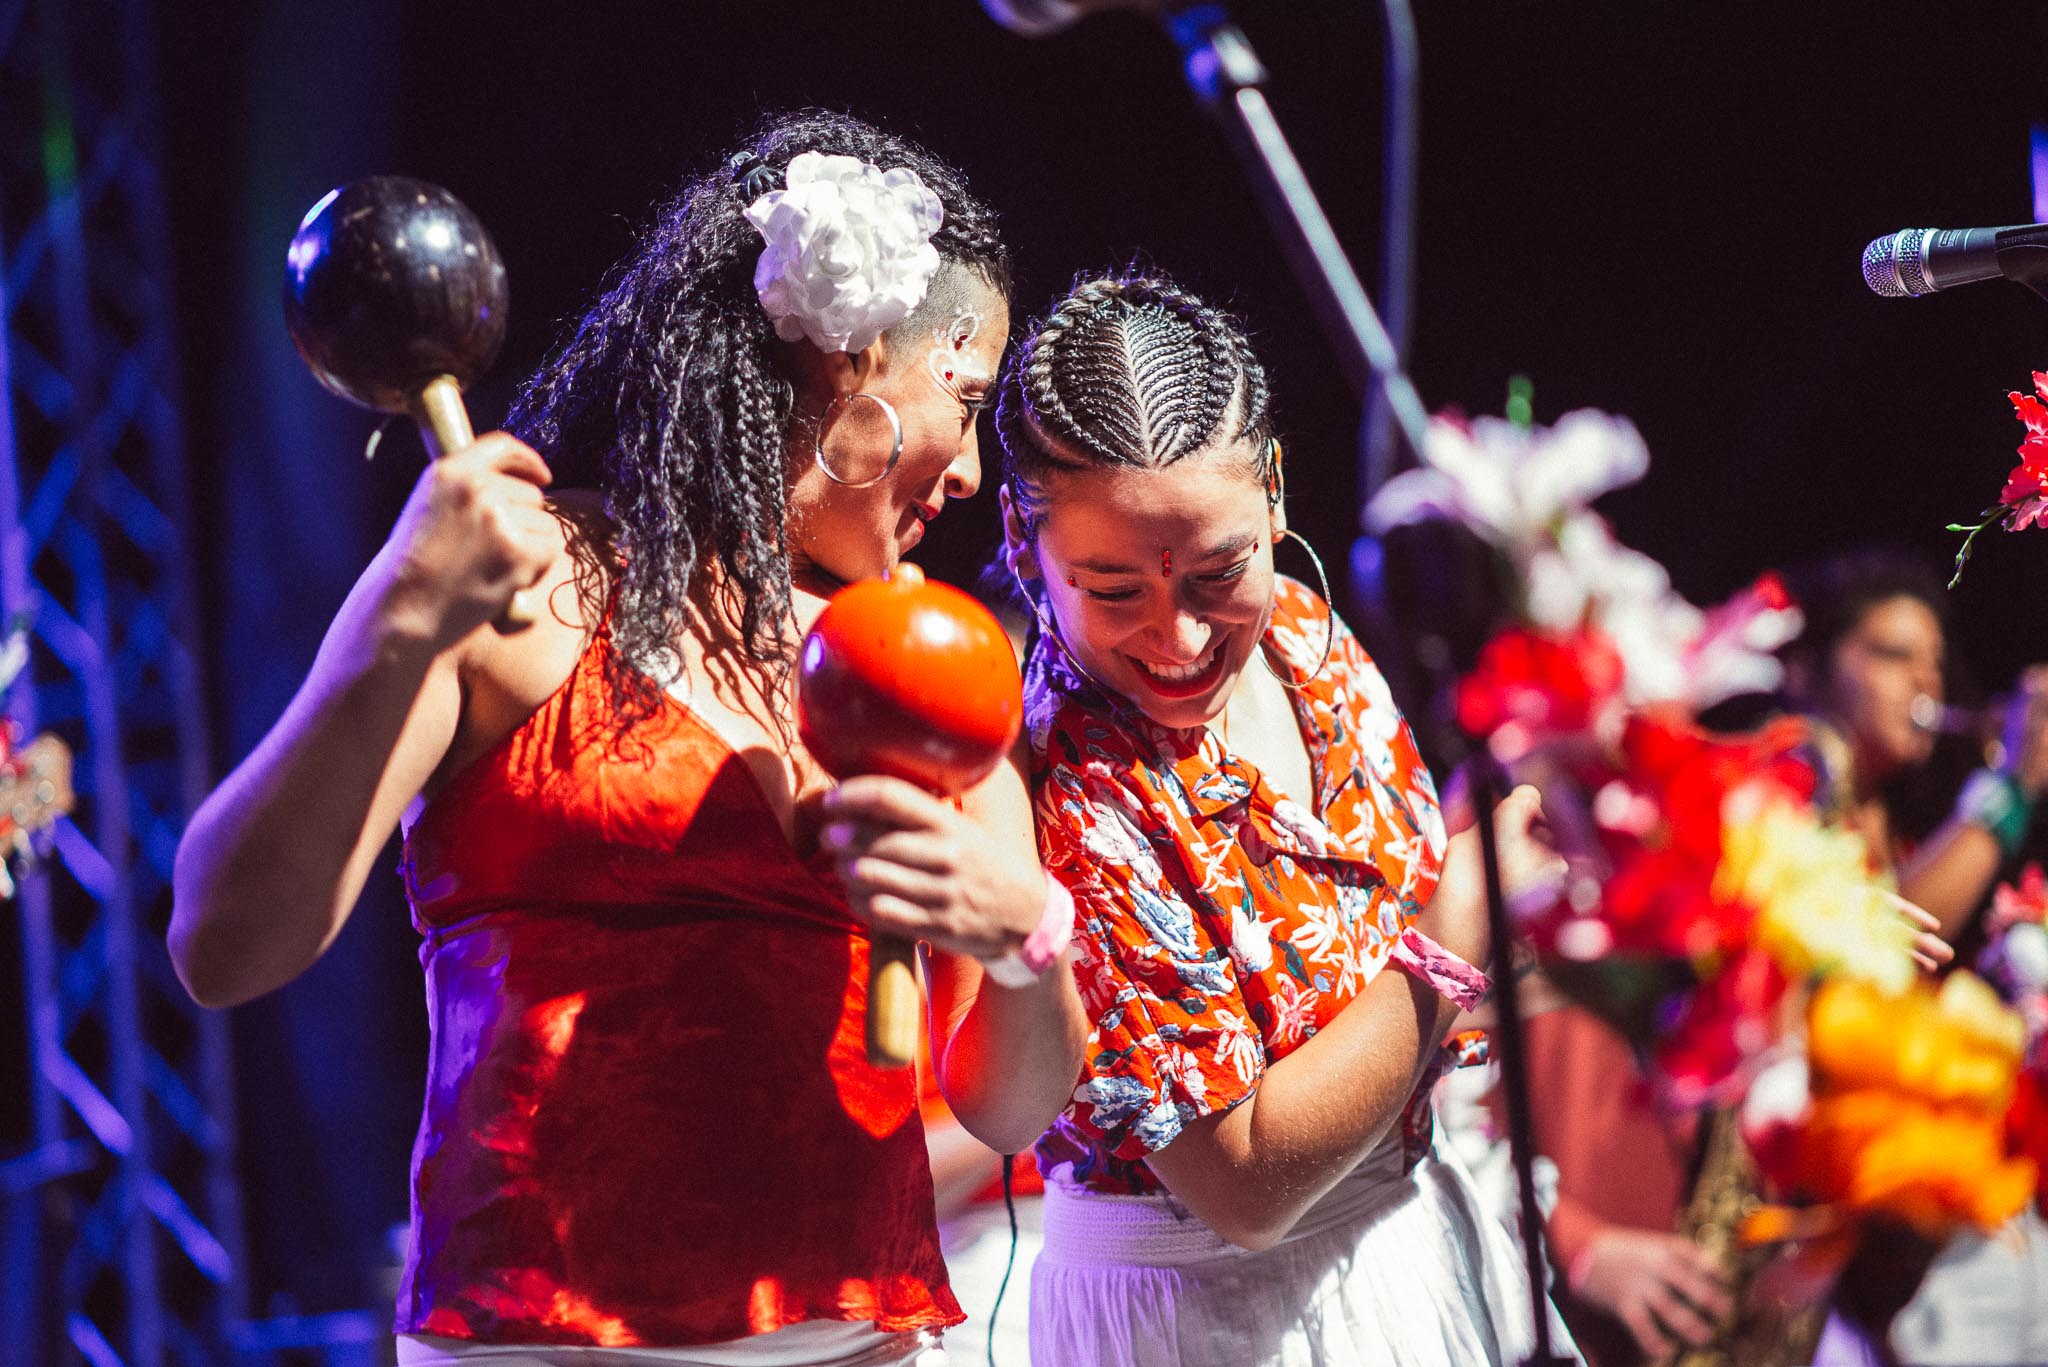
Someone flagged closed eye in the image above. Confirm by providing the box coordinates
[1199,559,1252,586]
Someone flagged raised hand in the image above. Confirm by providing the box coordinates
[2000,665,2048,799]
[380,432,558,650]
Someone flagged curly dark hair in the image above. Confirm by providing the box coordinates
[506,108,1011,728]
[994,271,1275,538]
[1779,549,1949,696]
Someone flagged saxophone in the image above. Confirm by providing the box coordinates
[1660,1108,1825,1367]
[1659,721,1852,1367]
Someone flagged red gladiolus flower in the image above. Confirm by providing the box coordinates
[1455,626,1624,758]
[2008,1067,2048,1217]
[2002,376,2048,523]
[1654,945,1793,1107]
[1950,372,2048,581]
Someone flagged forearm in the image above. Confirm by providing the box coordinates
[170,555,446,1006]
[1147,966,1458,1251]
[930,946,1090,1155]
[1545,1191,1613,1274]
[1898,817,2008,942]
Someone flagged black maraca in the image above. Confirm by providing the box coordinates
[283,175,535,629]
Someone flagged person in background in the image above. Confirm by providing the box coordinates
[1525,549,2031,1366]
[1779,551,2048,1366]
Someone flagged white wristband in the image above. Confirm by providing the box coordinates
[978,877,1076,988]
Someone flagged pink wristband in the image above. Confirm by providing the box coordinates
[1390,927,1492,1011]
[980,877,1076,988]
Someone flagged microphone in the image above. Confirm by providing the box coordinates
[1862,222,2048,298]
[978,0,1157,37]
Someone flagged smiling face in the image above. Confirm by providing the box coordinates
[1824,593,1946,783]
[1015,440,1278,731]
[786,268,1009,590]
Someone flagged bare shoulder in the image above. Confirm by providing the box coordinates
[432,490,617,788]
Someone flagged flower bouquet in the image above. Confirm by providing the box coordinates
[1367,403,2033,1335]
[1367,409,1843,1106]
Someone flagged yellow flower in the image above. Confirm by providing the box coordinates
[1713,785,1916,993]
[1775,975,2036,1238]
[1809,975,2025,1108]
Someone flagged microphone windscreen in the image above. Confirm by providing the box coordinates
[1861,229,1931,298]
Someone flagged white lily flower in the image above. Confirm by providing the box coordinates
[1364,410,1649,561]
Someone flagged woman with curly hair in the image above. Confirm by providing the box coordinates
[169,110,1086,1365]
[995,271,1579,1364]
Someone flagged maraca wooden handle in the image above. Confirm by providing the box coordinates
[409,375,538,633]
[867,935,922,1068]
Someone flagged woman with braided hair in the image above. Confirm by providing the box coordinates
[996,272,1580,1364]
[168,109,1087,1365]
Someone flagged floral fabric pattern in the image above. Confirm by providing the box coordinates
[1030,578,1455,1194]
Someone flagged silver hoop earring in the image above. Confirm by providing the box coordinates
[1010,558,1123,699]
[1261,527,1335,690]
[1008,559,1062,646]
[813,392,903,488]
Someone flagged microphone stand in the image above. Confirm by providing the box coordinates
[1160,6,1429,455]
[1156,8,1571,1363]
[1360,0,1420,495]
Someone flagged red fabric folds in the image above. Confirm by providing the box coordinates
[395,636,960,1347]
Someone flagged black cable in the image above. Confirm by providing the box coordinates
[986,1153,1019,1366]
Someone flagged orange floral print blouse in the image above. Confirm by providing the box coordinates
[1028,578,1486,1195]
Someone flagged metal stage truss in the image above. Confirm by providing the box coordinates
[0,0,244,1362]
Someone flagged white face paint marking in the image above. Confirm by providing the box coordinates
[926,309,989,407]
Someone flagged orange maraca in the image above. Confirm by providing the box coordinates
[798,564,1023,1067]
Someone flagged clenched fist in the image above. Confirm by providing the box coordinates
[380,432,558,650]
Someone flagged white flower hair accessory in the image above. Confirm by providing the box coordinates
[744,151,945,353]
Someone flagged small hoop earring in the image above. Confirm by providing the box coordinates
[813,392,902,488]
[1008,560,1059,641]
[1010,559,1120,698]
[1261,527,1335,690]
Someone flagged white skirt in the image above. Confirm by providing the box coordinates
[1030,1134,1579,1367]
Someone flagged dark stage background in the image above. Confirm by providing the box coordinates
[121,0,2048,1320]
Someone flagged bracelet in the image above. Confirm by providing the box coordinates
[979,877,1076,989]
[1957,767,2036,859]
[1566,1241,1601,1296]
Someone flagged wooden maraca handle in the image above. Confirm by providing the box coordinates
[408,375,539,633]
[867,935,922,1068]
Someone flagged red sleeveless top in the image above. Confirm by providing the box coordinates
[394,633,960,1347]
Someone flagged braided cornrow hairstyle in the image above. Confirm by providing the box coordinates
[995,271,1274,535]
[507,109,1011,733]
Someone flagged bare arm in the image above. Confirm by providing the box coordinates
[168,436,563,1007]
[823,746,1090,1156]
[1142,951,1465,1251]
[1139,790,1554,1252]
[1899,672,2048,941]
[1898,821,2006,942]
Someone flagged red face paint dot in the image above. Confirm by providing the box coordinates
[944,370,954,381]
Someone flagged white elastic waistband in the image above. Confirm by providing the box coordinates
[1040,1142,1423,1269]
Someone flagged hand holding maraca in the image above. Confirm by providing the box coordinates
[378,432,560,652]
[800,562,1056,1066]
[820,775,1045,965]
